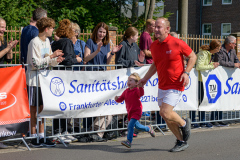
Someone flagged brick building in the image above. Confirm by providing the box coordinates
[164,0,240,36]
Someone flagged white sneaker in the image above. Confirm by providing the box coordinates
[62,131,78,142]
[52,133,72,144]
[0,143,8,149]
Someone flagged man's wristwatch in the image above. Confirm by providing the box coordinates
[184,71,190,76]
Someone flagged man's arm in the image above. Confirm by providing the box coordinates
[180,51,197,86]
[143,49,152,57]
[140,33,152,58]
[138,62,157,86]
[217,52,235,68]
[185,51,197,73]
[233,51,240,63]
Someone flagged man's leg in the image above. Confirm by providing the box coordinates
[159,103,185,141]
[160,102,190,152]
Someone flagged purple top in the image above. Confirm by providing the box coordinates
[139,32,153,64]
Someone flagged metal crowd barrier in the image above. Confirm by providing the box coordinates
[1,64,240,151]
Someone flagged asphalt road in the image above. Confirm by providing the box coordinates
[1,124,240,160]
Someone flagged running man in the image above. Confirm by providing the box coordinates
[138,17,197,152]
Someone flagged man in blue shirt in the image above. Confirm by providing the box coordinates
[20,8,47,63]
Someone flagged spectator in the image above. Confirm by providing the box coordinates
[51,19,82,143]
[212,35,239,126]
[52,19,82,66]
[50,31,59,45]
[26,17,64,147]
[21,8,47,63]
[214,35,239,68]
[139,19,155,64]
[0,17,18,149]
[70,22,86,70]
[170,32,178,38]
[115,27,145,68]
[83,22,122,141]
[194,40,221,128]
[84,22,122,71]
[0,17,18,66]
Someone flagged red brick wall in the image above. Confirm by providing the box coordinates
[164,1,240,36]
[202,1,240,36]
[163,0,178,33]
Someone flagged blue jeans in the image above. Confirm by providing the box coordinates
[127,118,149,143]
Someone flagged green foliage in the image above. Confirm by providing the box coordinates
[0,0,172,31]
[0,0,38,27]
[0,0,174,64]
[42,0,127,30]
[162,12,174,18]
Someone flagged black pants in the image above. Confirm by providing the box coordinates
[53,119,67,134]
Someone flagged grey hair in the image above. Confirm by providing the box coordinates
[32,8,47,21]
[170,32,178,38]
[70,22,80,38]
[224,36,236,44]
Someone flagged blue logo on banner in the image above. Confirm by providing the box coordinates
[182,94,187,102]
[184,76,191,90]
[205,74,221,103]
[59,102,67,111]
[50,77,65,97]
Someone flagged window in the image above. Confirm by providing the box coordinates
[202,24,212,35]
[222,0,232,5]
[221,23,231,36]
[203,0,212,6]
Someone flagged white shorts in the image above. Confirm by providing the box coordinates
[158,89,182,107]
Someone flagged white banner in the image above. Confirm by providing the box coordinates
[199,66,240,111]
[175,69,198,111]
[38,66,198,118]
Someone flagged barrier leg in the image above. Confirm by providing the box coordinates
[44,118,46,143]
[155,126,165,135]
[22,137,31,151]
[57,136,68,147]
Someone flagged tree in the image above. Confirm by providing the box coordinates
[131,0,139,24]
[0,0,38,27]
[144,0,150,20]
[144,0,155,20]
[0,0,171,33]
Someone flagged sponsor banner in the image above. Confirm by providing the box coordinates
[199,66,240,111]
[0,122,29,139]
[0,66,30,139]
[39,66,198,118]
[175,69,198,111]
